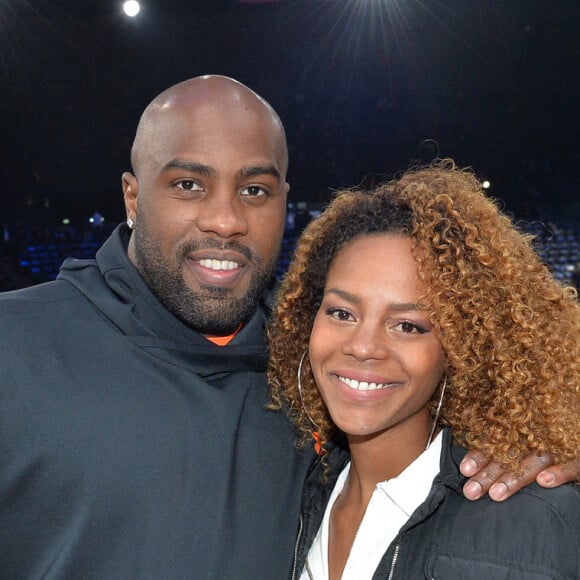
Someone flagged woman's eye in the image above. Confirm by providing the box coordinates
[327,308,353,322]
[393,321,426,334]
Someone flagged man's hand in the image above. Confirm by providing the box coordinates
[460,450,580,501]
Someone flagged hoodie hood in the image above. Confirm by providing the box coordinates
[57,224,272,375]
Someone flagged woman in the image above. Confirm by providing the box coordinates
[268,161,579,579]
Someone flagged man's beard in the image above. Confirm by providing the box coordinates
[133,229,278,335]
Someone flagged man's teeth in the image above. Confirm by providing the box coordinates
[339,376,392,391]
[199,259,240,271]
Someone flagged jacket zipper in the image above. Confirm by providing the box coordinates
[290,513,304,580]
[387,544,400,580]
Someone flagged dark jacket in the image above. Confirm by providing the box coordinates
[0,224,313,579]
[294,429,580,579]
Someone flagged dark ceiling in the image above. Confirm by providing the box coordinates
[1,0,579,223]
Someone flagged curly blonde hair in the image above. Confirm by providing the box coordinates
[268,160,580,469]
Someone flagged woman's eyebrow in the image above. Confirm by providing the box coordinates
[325,288,419,312]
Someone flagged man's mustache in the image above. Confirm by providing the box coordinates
[178,238,258,264]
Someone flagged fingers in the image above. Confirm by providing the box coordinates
[460,449,491,477]
[460,449,497,500]
[461,451,553,502]
[536,458,580,488]
[461,457,511,501]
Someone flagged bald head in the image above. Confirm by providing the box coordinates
[131,75,288,178]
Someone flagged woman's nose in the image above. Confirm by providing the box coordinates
[341,323,388,361]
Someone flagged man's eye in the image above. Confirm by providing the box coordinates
[176,180,202,191]
[240,185,267,197]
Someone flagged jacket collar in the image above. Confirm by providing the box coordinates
[298,427,468,563]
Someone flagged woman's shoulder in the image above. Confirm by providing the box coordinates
[447,479,579,523]
[426,433,580,571]
[418,480,580,579]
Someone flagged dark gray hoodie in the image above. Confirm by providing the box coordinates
[0,224,312,579]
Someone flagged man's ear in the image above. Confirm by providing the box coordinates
[122,172,138,225]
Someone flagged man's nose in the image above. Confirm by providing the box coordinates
[195,190,249,239]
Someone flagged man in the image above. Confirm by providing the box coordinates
[0,76,575,579]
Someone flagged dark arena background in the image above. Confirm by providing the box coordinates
[1,0,579,290]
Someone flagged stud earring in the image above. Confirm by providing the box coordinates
[127,217,134,229]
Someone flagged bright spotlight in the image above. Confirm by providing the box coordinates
[482,180,491,189]
[123,1,141,18]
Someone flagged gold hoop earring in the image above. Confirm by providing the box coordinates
[297,348,319,430]
[426,375,447,450]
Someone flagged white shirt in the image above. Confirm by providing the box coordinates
[300,432,442,580]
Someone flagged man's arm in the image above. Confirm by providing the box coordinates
[460,451,580,501]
